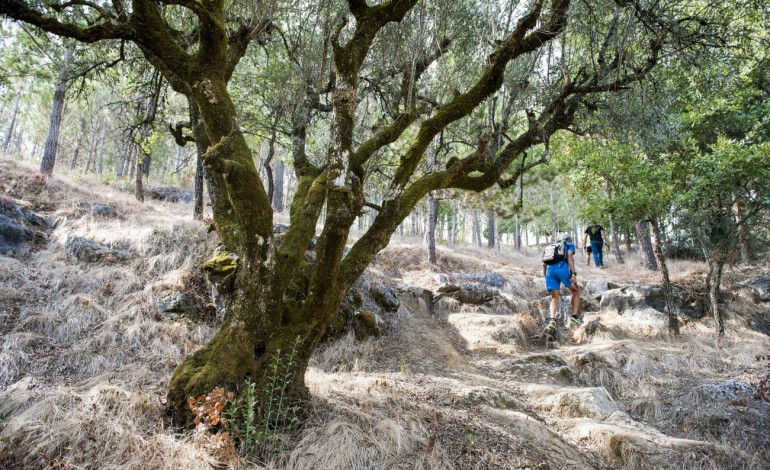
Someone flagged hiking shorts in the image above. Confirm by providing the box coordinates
[545,264,572,291]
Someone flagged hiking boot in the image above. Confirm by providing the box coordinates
[543,319,557,338]
[569,316,583,326]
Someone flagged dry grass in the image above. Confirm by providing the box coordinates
[1,156,769,469]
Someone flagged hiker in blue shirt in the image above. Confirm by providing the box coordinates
[542,234,582,338]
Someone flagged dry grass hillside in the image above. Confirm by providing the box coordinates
[1,156,769,470]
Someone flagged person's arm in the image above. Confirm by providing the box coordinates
[583,233,589,249]
[542,262,547,277]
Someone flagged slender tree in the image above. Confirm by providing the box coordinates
[40,44,74,175]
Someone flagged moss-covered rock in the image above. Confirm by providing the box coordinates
[202,250,238,293]
[352,310,383,340]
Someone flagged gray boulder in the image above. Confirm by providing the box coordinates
[0,199,49,254]
[452,284,497,304]
[453,272,506,288]
[0,214,34,254]
[600,285,668,325]
[600,284,706,321]
[370,282,400,312]
[737,277,770,302]
[90,204,117,218]
[701,380,754,401]
[147,186,193,203]
[583,279,621,299]
[64,235,134,263]
[156,292,203,320]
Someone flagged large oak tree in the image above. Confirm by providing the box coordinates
[0,0,719,424]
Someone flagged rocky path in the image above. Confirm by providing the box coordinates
[374,272,770,469]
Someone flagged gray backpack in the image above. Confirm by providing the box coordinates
[542,242,567,265]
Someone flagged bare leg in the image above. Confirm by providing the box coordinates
[549,290,560,319]
[569,284,580,316]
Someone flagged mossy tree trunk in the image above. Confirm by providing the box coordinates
[1,0,681,428]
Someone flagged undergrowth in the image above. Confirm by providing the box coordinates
[188,338,302,463]
[756,348,770,401]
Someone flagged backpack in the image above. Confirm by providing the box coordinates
[542,242,568,265]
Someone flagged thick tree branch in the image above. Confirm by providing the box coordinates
[0,0,133,42]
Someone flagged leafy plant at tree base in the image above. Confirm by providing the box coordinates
[225,337,302,461]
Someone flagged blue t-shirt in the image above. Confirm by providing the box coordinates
[546,241,575,272]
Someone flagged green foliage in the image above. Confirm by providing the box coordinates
[675,138,770,251]
[226,337,302,460]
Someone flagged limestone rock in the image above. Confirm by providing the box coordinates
[0,214,34,254]
[370,282,399,312]
[452,283,497,305]
[90,204,117,218]
[452,272,506,288]
[583,279,621,299]
[700,380,754,401]
[454,386,527,411]
[64,235,134,263]
[524,384,618,419]
[147,186,193,203]
[156,292,205,321]
[737,277,770,302]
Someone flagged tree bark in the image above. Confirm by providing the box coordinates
[40,45,75,175]
[3,89,23,153]
[608,216,624,264]
[473,210,482,247]
[135,72,162,202]
[69,117,87,170]
[650,218,679,335]
[96,119,107,175]
[487,211,496,248]
[273,160,285,213]
[733,200,752,265]
[514,214,522,251]
[426,140,438,263]
[635,220,659,271]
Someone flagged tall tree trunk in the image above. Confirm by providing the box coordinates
[185,96,210,220]
[733,200,752,265]
[636,220,658,271]
[273,160,285,213]
[136,72,162,202]
[650,218,679,335]
[473,210,482,247]
[14,130,24,154]
[514,214,522,251]
[625,226,633,254]
[69,117,87,170]
[3,89,23,153]
[96,120,107,175]
[426,142,438,263]
[608,216,625,264]
[40,45,75,175]
[487,211,495,249]
[83,118,98,174]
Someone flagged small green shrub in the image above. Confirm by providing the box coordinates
[226,337,302,460]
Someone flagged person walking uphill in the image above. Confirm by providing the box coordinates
[542,234,582,339]
[584,222,606,268]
